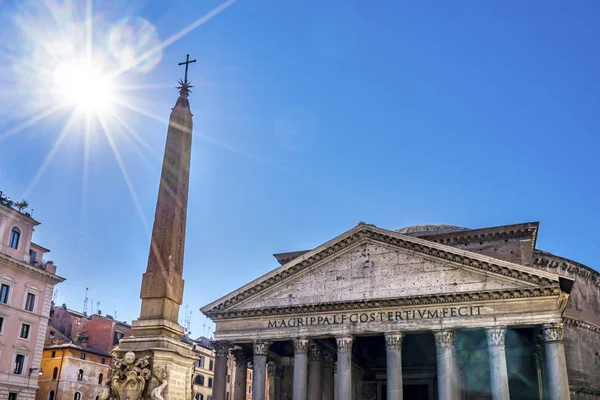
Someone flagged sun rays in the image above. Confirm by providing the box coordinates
[0,0,237,233]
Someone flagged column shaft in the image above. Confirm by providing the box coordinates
[308,344,322,400]
[252,340,270,400]
[542,324,570,400]
[232,350,248,400]
[321,352,335,400]
[385,333,404,400]
[434,330,458,400]
[486,327,510,400]
[213,341,230,400]
[293,338,309,400]
[336,336,353,400]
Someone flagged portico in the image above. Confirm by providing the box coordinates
[202,223,573,400]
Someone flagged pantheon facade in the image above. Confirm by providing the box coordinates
[201,222,600,400]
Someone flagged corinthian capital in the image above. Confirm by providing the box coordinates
[321,351,335,368]
[542,323,564,342]
[308,344,322,361]
[384,332,404,350]
[434,330,454,349]
[293,338,309,354]
[486,327,506,347]
[232,349,249,364]
[253,340,271,356]
[336,336,353,353]
[212,341,231,357]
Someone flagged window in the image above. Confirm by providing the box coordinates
[113,331,124,345]
[25,293,36,312]
[208,377,213,388]
[101,357,106,364]
[51,351,56,358]
[195,374,205,386]
[8,394,17,400]
[80,353,86,360]
[248,385,252,394]
[13,354,25,374]
[49,331,55,339]
[52,367,58,380]
[0,284,10,303]
[199,356,205,368]
[9,228,20,249]
[0,316,4,332]
[49,391,55,400]
[196,395,203,400]
[209,359,213,371]
[249,371,252,381]
[29,249,37,264]
[19,323,31,339]
[77,369,83,381]
[226,393,230,400]
[74,393,81,400]
[98,373,103,385]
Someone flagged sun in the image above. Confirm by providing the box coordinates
[53,60,115,112]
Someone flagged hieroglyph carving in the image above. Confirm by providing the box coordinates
[110,351,152,400]
[543,324,564,342]
[486,327,507,347]
[336,336,353,353]
[384,333,404,350]
[434,330,455,348]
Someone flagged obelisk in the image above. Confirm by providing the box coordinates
[111,55,198,400]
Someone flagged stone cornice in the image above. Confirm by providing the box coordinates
[563,316,600,334]
[534,250,600,289]
[427,222,538,251]
[202,225,560,317]
[208,286,561,320]
[0,252,65,284]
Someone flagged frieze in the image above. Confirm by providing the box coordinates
[486,327,506,346]
[266,305,484,329]
[204,226,559,316]
[384,333,404,350]
[209,286,561,320]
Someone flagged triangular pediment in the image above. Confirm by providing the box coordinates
[202,224,562,317]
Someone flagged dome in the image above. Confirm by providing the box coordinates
[395,224,469,237]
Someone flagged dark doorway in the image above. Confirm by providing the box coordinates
[404,384,429,399]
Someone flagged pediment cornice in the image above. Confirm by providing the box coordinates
[201,224,561,317]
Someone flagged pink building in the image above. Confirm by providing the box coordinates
[0,195,64,400]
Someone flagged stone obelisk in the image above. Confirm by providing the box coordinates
[111,55,198,400]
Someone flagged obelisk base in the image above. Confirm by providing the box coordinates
[112,334,197,400]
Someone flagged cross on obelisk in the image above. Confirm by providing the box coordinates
[178,54,196,85]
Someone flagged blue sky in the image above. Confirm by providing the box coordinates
[0,0,599,337]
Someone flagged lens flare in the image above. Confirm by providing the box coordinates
[109,17,161,74]
[53,60,114,112]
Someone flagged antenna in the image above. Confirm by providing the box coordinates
[52,289,58,304]
[183,304,192,336]
[96,301,100,314]
[83,287,89,314]
[115,310,117,320]
[203,323,207,337]
[91,297,94,314]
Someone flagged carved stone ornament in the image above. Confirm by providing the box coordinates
[321,352,335,368]
[486,327,506,347]
[253,340,271,356]
[110,351,152,400]
[308,344,322,361]
[150,365,168,400]
[434,330,455,348]
[336,336,353,353]
[212,340,231,357]
[293,338,309,354]
[542,324,564,342]
[267,362,277,375]
[384,332,404,350]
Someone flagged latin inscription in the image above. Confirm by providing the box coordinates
[167,369,187,400]
[267,306,483,329]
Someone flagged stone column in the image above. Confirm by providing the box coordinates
[308,344,322,400]
[293,338,309,400]
[232,349,248,400]
[252,340,270,400]
[336,336,353,400]
[385,332,404,400]
[434,330,458,400]
[268,362,277,400]
[542,324,570,400]
[321,352,335,400]
[213,341,231,400]
[486,327,510,400]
